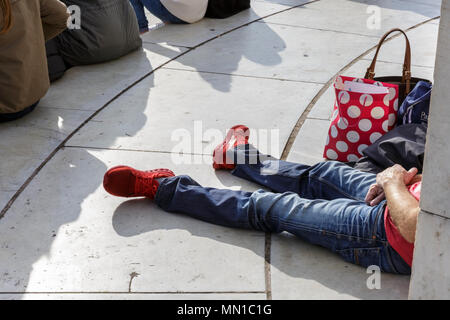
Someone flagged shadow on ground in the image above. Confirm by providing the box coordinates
[145,11,286,92]
[0,53,154,298]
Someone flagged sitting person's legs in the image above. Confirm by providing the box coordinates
[138,0,187,24]
[129,0,150,33]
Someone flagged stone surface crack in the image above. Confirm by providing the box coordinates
[128,272,140,293]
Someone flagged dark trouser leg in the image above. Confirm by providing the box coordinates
[155,175,253,229]
[231,144,377,201]
[0,102,39,123]
[140,0,187,24]
[129,0,149,32]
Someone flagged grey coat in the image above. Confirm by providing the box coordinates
[55,0,142,66]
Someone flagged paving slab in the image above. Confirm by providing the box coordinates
[285,118,329,164]
[141,0,310,48]
[270,233,410,299]
[306,86,335,120]
[0,107,92,209]
[1,293,266,300]
[164,22,378,84]
[0,191,16,212]
[0,44,185,211]
[0,148,266,294]
[40,43,187,111]
[67,68,322,158]
[255,0,313,6]
[360,22,439,68]
[263,0,441,37]
[429,18,440,24]
[408,0,442,6]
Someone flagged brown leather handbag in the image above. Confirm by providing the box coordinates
[365,28,431,104]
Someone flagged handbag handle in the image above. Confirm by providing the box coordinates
[365,28,412,94]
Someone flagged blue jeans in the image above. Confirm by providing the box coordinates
[155,145,411,274]
[129,0,186,32]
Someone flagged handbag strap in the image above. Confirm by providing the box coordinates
[365,28,412,94]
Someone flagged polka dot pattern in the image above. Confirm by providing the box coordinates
[383,94,390,107]
[325,75,399,162]
[338,91,350,104]
[326,149,338,160]
[371,107,385,119]
[359,94,374,107]
[358,119,372,132]
[347,131,360,143]
[370,132,382,144]
[336,141,349,152]
[347,105,361,118]
[347,154,359,162]
[382,120,389,132]
[337,118,349,130]
[330,125,338,138]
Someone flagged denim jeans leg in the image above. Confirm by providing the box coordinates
[155,175,254,229]
[140,0,187,24]
[154,174,405,273]
[248,190,404,273]
[231,145,377,201]
[129,0,149,32]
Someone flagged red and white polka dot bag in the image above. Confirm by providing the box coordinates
[323,75,399,162]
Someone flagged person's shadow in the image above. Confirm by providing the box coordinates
[0,47,153,297]
[142,8,286,92]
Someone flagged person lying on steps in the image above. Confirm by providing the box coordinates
[103,125,421,274]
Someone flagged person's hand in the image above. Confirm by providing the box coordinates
[365,165,418,206]
[365,183,385,206]
[376,165,418,189]
[408,174,423,186]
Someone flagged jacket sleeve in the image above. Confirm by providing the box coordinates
[40,0,69,41]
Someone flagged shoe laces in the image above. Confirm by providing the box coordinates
[134,171,158,198]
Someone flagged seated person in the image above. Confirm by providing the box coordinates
[0,0,69,122]
[51,0,142,67]
[129,0,208,33]
[103,125,421,275]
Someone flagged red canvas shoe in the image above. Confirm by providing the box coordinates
[103,166,174,199]
[213,125,250,170]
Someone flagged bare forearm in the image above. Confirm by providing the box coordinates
[385,181,420,243]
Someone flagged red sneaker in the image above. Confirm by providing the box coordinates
[213,125,250,170]
[103,166,175,199]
